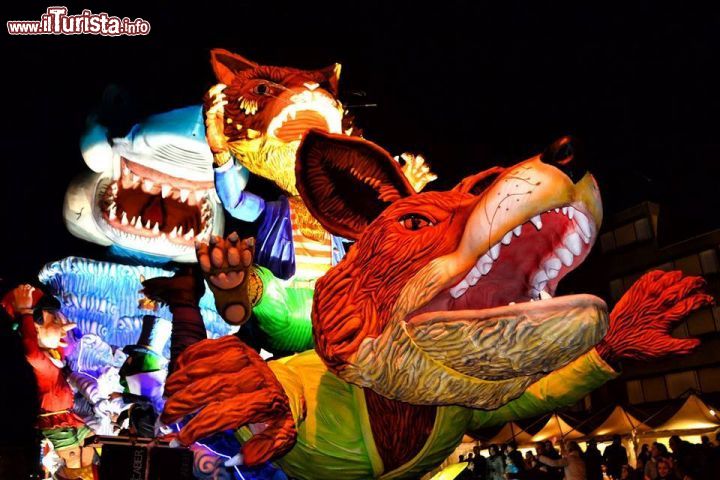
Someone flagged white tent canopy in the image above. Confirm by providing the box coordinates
[486,422,533,446]
[531,414,584,443]
[586,405,650,438]
[644,394,720,435]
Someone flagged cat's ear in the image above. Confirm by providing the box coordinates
[317,63,341,96]
[210,49,258,85]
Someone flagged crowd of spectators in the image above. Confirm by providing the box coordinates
[455,433,720,480]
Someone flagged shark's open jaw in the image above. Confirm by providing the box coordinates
[266,92,343,143]
[97,158,215,248]
[409,203,597,322]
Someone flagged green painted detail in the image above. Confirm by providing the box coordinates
[252,267,315,352]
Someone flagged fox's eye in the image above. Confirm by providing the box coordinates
[253,83,270,95]
[399,214,434,230]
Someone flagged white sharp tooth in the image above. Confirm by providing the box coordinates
[108,205,117,221]
[161,185,172,198]
[135,216,143,228]
[564,232,583,255]
[530,215,543,230]
[121,212,128,225]
[533,270,549,285]
[449,280,469,299]
[180,189,190,203]
[153,223,160,234]
[562,207,568,215]
[568,206,576,219]
[467,266,481,286]
[554,208,560,213]
[477,254,493,274]
[195,190,205,202]
[170,226,178,238]
[513,225,522,237]
[539,290,552,301]
[573,210,592,239]
[508,302,516,305]
[555,247,574,267]
[184,228,195,240]
[130,216,136,226]
[177,226,183,236]
[145,219,151,229]
[546,268,559,280]
[489,243,501,260]
[123,165,130,175]
[501,231,513,245]
[545,257,562,272]
[143,179,154,192]
[131,174,140,184]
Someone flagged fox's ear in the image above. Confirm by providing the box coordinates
[210,49,258,84]
[317,63,341,96]
[296,130,414,240]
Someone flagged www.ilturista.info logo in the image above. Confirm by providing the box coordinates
[7,7,150,36]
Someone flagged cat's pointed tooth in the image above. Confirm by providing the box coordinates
[562,207,568,215]
[467,266,482,286]
[477,254,493,274]
[121,211,128,225]
[513,225,522,237]
[170,226,178,238]
[489,243,501,260]
[152,223,160,234]
[501,231,513,245]
[530,215,543,230]
[194,190,206,202]
[179,189,190,203]
[567,206,575,219]
[177,226,183,236]
[573,210,592,239]
[145,219,151,229]
[161,184,172,198]
[184,228,195,241]
[539,290,552,301]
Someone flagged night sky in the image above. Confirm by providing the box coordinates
[1,1,719,284]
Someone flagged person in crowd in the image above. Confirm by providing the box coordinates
[638,443,651,465]
[634,458,645,480]
[655,459,678,480]
[584,438,603,480]
[536,440,586,480]
[503,442,524,477]
[645,442,669,480]
[543,440,564,480]
[669,435,711,480]
[487,444,505,480]
[523,450,536,470]
[472,445,488,480]
[619,464,634,480]
[602,435,628,480]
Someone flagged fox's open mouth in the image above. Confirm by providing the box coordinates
[409,203,598,322]
[267,92,343,143]
[97,158,215,247]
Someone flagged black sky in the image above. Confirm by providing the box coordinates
[2,1,720,286]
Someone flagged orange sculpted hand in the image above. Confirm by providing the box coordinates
[161,336,296,466]
[196,233,257,325]
[597,270,714,362]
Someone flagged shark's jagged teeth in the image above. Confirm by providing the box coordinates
[530,215,543,230]
[161,184,172,198]
[179,189,190,203]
